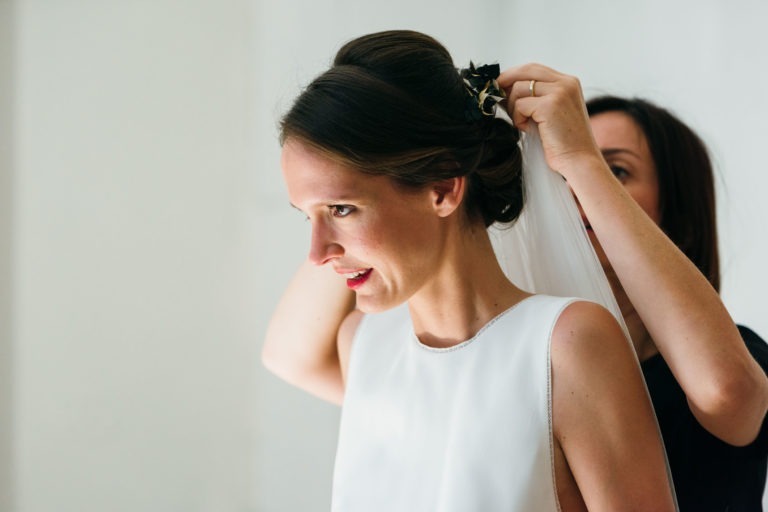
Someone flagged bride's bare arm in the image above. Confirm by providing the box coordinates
[261,260,356,405]
[552,301,675,511]
[499,63,768,446]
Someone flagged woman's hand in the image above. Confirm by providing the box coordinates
[498,63,604,180]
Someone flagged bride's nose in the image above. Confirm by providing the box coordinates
[308,221,344,266]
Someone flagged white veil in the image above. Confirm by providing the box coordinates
[488,108,679,510]
[489,114,678,511]
[488,121,630,341]
[459,63,626,333]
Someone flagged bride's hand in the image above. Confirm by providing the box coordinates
[498,63,603,179]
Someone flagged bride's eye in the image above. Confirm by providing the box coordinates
[329,205,355,217]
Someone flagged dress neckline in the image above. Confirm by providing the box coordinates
[411,294,541,353]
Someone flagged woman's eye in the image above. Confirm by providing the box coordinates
[330,205,355,217]
[610,166,629,181]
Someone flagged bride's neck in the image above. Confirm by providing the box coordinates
[408,225,529,349]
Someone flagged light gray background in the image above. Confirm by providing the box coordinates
[2,1,767,511]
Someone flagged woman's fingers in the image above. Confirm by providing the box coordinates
[501,65,580,122]
[498,62,563,89]
[498,63,601,176]
[508,78,554,102]
[500,64,568,130]
[508,95,538,130]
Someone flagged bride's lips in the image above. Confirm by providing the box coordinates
[338,268,373,290]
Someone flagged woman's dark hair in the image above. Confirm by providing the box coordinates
[586,96,720,291]
[280,30,523,227]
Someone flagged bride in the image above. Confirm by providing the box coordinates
[264,30,676,511]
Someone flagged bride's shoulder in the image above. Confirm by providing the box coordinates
[550,300,631,371]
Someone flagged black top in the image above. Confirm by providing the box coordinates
[641,325,768,511]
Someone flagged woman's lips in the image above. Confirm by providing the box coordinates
[343,268,372,289]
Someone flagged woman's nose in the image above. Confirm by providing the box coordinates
[308,222,344,266]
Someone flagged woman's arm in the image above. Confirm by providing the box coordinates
[552,301,675,511]
[499,63,768,446]
[261,260,356,405]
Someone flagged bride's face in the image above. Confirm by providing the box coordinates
[587,111,661,267]
[280,139,445,313]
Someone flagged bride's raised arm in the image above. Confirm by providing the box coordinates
[262,259,355,405]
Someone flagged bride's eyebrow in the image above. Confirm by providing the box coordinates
[288,197,359,212]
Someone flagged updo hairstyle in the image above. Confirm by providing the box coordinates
[280,30,524,227]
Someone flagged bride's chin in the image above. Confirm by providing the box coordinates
[355,295,404,315]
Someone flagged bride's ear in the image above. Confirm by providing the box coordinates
[430,176,466,218]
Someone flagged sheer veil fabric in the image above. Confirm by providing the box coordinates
[488,121,630,342]
[490,118,679,509]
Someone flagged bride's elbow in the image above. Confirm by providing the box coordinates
[260,331,302,380]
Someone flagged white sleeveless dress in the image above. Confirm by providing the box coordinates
[331,294,578,512]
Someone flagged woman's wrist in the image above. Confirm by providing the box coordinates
[555,151,612,189]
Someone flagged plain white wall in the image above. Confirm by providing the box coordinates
[2,1,15,510]
[5,1,768,511]
[12,1,257,511]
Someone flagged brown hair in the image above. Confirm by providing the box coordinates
[280,30,523,227]
[586,96,720,290]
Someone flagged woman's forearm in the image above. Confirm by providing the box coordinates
[262,260,356,405]
[567,155,768,445]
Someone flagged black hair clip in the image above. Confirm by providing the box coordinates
[460,62,506,122]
